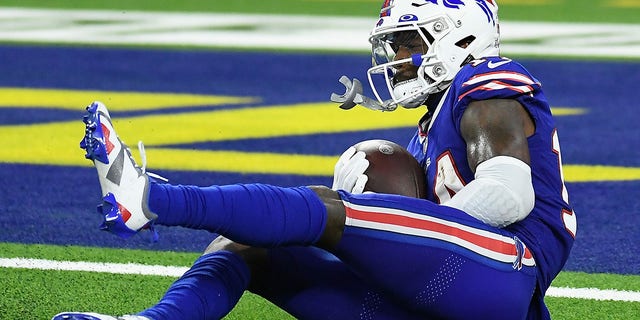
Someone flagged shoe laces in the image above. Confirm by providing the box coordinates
[137,141,169,182]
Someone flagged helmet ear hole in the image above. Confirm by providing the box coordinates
[455,35,476,49]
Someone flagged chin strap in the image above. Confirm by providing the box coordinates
[330,76,398,112]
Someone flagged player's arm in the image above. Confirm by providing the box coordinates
[462,99,535,169]
[444,98,536,227]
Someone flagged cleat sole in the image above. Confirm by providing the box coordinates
[98,193,138,239]
[80,102,109,164]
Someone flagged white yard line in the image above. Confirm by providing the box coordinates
[546,286,640,302]
[1,257,189,277]
[1,7,639,58]
[1,257,639,302]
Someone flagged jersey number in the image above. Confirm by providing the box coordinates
[553,129,577,238]
[432,130,577,238]
[433,151,466,203]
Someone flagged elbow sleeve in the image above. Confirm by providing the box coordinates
[444,156,535,228]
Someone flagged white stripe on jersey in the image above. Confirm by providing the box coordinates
[458,80,535,101]
[463,71,537,86]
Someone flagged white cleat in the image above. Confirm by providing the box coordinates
[79,101,158,239]
[52,312,150,320]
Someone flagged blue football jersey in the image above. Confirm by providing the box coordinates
[406,56,576,295]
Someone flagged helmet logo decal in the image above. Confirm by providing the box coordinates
[442,0,465,8]
[412,0,464,9]
[380,0,393,17]
[475,0,496,25]
[399,14,419,22]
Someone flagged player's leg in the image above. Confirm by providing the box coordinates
[53,246,250,320]
[330,191,539,319]
[53,236,422,320]
[145,183,340,247]
[136,249,249,319]
[232,242,423,319]
[80,101,337,247]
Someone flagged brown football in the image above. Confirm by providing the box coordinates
[353,139,427,199]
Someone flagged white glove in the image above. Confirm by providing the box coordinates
[332,146,369,194]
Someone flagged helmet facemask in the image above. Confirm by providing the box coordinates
[367,16,459,109]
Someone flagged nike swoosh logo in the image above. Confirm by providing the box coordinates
[487,59,512,69]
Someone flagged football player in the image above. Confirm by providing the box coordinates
[53,0,576,319]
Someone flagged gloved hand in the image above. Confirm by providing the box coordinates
[331,146,369,193]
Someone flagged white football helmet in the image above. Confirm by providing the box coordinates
[367,0,500,108]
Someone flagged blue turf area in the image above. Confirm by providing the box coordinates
[0,45,638,275]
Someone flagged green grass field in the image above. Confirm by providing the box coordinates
[1,1,639,319]
[2,243,639,319]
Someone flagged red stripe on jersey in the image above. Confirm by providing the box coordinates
[463,71,536,87]
[458,80,534,101]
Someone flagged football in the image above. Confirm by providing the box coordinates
[353,139,427,199]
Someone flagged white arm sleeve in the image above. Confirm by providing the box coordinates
[443,156,535,228]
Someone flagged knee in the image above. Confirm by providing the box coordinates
[308,185,346,250]
[204,235,268,269]
[204,235,249,254]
